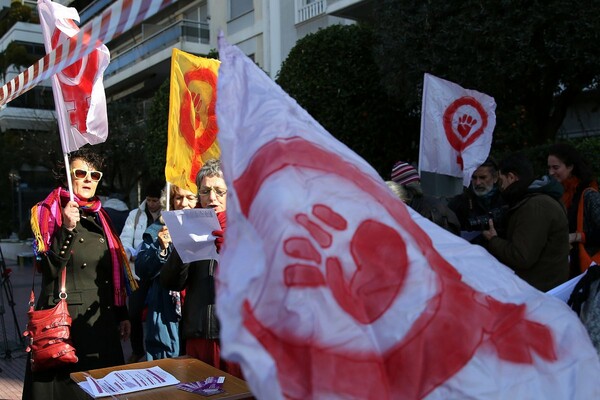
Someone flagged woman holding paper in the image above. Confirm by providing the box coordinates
[160,159,240,377]
[135,184,197,360]
[23,147,136,400]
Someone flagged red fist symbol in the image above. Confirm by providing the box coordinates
[457,113,477,138]
[283,204,408,324]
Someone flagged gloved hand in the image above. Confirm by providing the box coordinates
[212,229,224,253]
[213,211,227,253]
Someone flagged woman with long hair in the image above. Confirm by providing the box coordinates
[548,143,600,277]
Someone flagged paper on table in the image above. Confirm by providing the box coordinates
[77,366,180,398]
[161,208,222,263]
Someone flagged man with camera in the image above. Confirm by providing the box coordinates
[481,153,570,292]
[448,157,506,242]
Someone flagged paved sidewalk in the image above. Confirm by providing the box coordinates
[0,262,33,400]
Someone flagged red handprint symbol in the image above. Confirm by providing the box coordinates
[457,113,477,137]
[283,204,408,324]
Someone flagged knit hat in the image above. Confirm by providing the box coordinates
[391,161,420,185]
[145,180,165,198]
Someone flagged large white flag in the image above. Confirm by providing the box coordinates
[38,0,110,153]
[419,73,496,187]
[215,36,600,399]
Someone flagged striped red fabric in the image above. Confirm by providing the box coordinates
[0,0,176,107]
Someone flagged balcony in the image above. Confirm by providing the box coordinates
[79,0,112,25]
[103,19,210,98]
[296,0,326,24]
[326,0,376,22]
[105,20,209,79]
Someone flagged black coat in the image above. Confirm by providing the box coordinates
[160,248,220,340]
[23,212,128,400]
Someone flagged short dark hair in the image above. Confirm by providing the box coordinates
[479,156,498,172]
[53,146,105,183]
[498,153,534,182]
[145,180,165,198]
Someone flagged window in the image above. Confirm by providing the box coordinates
[230,0,253,20]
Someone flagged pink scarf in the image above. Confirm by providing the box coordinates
[31,187,137,306]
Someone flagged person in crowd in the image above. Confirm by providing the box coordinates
[482,153,569,292]
[160,159,241,378]
[135,184,198,360]
[120,180,164,363]
[102,193,129,234]
[548,143,600,277]
[23,147,136,400]
[448,157,506,235]
[390,161,461,235]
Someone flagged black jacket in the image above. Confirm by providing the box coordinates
[23,212,128,400]
[160,249,220,340]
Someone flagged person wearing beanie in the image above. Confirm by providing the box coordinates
[120,179,165,363]
[390,161,460,236]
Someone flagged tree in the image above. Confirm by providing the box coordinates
[276,24,417,177]
[144,78,170,181]
[0,41,36,83]
[96,98,150,199]
[373,0,600,149]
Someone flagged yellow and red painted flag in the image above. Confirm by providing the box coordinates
[167,48,220,193]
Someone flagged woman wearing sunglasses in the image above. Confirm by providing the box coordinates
[23,147,137,400]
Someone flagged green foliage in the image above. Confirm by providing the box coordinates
[95,99,150,198]
[276,24,415,177]
[373,0,600,148]
[145,78,170,181]
[0,2,34,38]
[0,41,37,82]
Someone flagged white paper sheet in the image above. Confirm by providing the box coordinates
[77,366,179,398]
[161,208,222,263]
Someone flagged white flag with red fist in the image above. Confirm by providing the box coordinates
[38,0,110,153]
[215,36,600,399]
[419,73,496,187]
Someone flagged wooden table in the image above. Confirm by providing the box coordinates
[70,357,253,399]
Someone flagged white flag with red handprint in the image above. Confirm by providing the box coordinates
[215,36,600,399]
[38,0,110,153]
[419,73,496,187]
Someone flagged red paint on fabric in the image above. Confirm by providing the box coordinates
[235,137,557,399]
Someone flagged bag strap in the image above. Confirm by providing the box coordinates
[28,265,67,311]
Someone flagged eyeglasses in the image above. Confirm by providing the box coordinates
[198,186,227,197]
[71,168,103,182]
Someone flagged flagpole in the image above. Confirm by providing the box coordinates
[165,182,171,211]
[63,152,74,201]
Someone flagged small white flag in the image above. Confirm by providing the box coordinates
[419,73,496,186]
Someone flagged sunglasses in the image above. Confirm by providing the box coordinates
[71,168,103,182]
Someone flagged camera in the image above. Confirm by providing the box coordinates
[467,207,507,231]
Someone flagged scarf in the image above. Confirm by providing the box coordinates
[30,187,138,306]
[561,176,580,210]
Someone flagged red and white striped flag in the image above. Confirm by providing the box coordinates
[419,73,496,186]
[215,36,600,399]
[38,0,110,153]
